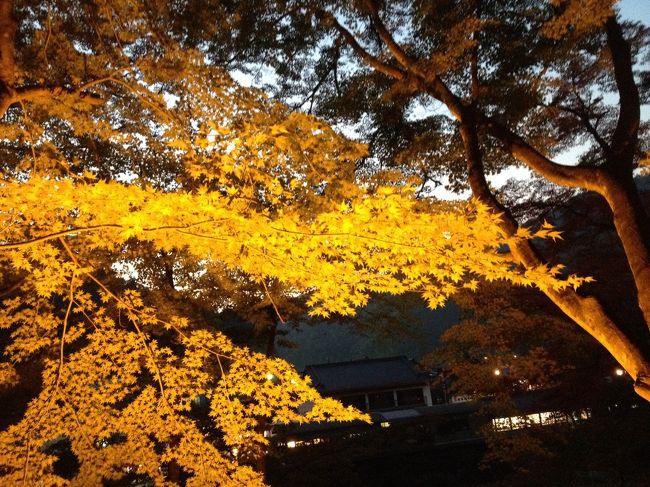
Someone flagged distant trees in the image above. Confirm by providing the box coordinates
[429,280,611,464]
[428,275,650,485]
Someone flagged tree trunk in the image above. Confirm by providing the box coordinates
[597,171,650,327]
[459,118,650,403]
[0,0,16,117]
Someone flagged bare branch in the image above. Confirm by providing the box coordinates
[553,101,611,156]
[261,279,286,324]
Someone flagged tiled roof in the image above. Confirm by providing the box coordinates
[304,356,427,394]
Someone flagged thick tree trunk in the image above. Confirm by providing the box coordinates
[0,0,16,117]
[597,171,650,327]
[265,321,278,358]
[0,0,16,88]
[459,118,650,402]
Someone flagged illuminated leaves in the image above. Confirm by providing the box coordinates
[0,283,368,485]
[0,1,596,482]
[0,175,590,317]
[0,363,19,391]
[542,0,615,39]
[0,171,589,484]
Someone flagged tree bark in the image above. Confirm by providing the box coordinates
[597,171,650,327]
[459,116,650,403]
[0,0,16,89]
[0,0,16,116]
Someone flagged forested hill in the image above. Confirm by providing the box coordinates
[275,295,459,370]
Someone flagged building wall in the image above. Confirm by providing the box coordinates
[338,385,432,411]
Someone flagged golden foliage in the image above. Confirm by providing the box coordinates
[0,1,593,483]
[0,171,590,483]
[542,0,615,39]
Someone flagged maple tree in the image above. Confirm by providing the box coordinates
[0,1,587,484]
[209,0,650,403]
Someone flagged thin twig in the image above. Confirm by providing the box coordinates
[261,279,285,324]
[42,4,52,67]
[54,270,76,393]
[17,100,38,173]
[0,219,224,250]
[85,272,171,409]
[0,276,25,297]
[59,237,173,413]
[21,433,32,486]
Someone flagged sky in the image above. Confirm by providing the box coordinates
[619,0,650,24]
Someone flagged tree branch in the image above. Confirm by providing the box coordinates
[469,0,481,102]
[0,0,16,89]
[459,113,650,399]
[554,99,611,156]
[0,84,105,119]
[362,0,422,75]
[419,73,604,189]
[335,2,605,190]
[605,16,640,169]
[0,275,24,297]
[0,219,224,250]
[317,9,405,81]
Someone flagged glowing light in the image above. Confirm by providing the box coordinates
[286,440,297,448]
[265,373,276,381]
[380,421,390,428]
[492,409,591,431]
[494,368,501,376]
[615,368,624,376]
